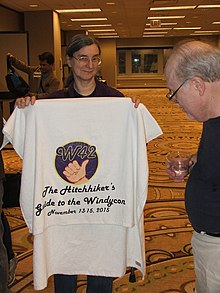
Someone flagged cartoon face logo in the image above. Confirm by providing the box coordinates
[55,142,98,185]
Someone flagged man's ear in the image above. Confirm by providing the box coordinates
[191,76,205,95]
[66,56,72,68]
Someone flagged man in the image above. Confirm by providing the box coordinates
[165,40,220,293]
[7,52,61,99]
[0,107,12,293]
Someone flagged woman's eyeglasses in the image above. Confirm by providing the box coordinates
[72,55,102,66]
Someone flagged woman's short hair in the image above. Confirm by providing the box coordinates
[66,34,101,57]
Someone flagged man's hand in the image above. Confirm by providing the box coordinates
[130,97,140,108]
[189,154,197,173]
[15,95,36,108]
[165,157,195,182]
[165,161,186,182]
[7,53,14,62]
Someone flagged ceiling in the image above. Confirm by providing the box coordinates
[1,0,220,39]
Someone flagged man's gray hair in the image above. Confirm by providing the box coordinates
[170,40,220,83]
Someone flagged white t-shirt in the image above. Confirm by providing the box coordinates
[3,98,162,290]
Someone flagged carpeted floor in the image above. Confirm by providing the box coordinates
[3,88,202,292]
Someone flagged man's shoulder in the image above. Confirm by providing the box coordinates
[44,72,60,85]
[47,72,59,80]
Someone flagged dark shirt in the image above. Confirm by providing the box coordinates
[47,79,124,99]
[185,116,220,232]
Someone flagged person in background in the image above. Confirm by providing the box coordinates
[0,107,12,293]
[15,34,140,293]
[165,39,220,293]
[7,51,61,99]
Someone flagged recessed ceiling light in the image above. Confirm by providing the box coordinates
[150,6,196,10]
[213,22,220,24]
[190,33,213,36]
[29,4,38,8]
[56,8,101,13]
[144,31,168,34]
[146,22,177,26]
[145,28,172,30]
[81,24,112,27]
[197,5,220,8]
[93,33,118,35]
[71,18,108,21]
[143,35,165,37]
[162,23,177,25]
[88,29,115,32]
[146,22,177,25]
[193,30,219,33]
[96,36,119,38]
[173,27,201,30]
[148,16,185,19]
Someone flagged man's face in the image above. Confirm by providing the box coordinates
[165,63,207,122]
[39,60,53,75]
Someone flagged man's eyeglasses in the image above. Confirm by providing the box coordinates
[72,55,102,65]
[166,79,188,101]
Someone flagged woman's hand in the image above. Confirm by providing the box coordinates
[15,95,36,108]
[130,97,140,108]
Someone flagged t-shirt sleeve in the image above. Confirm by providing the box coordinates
[138,103,163,143]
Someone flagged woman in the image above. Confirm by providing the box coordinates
[16,34,140,293]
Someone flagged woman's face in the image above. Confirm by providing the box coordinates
[67,44,101,82]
